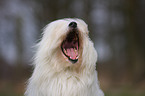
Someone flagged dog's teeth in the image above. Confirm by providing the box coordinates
[64,49,67,53]
[74,49,77,55]
[76,56,78,59]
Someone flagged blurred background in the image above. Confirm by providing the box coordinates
[0,0,145,96]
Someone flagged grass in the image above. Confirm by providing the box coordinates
[1,89,145,96]
[105,91,145,96]
[0,81,145,96]
[0,81,24,96]
[104,87,145,96]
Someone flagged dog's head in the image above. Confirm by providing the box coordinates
[35,18,97,72]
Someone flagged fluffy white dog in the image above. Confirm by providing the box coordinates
[25,18,104,96]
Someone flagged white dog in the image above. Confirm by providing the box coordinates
[25,18,104,96]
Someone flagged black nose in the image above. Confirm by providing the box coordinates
[69,22,77,28]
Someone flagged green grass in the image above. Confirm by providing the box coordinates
[0,81,24,96]
[0,82,145,96]
[1,89,145,96]
[105,89,145,96]
[105,92,145,96]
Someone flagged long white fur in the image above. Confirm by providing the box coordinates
[25,18,104,96]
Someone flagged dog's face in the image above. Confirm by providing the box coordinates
[61,21,80,64]
[35,18,97,72]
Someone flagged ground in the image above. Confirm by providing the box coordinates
[0,80,145,96]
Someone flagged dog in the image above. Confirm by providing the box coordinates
[25,18,104,96]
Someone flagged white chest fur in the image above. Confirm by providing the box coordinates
[26,68,103,96]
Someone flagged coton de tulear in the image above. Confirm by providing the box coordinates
[25,18,104,96]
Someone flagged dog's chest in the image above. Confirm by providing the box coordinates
[40,75,93,96]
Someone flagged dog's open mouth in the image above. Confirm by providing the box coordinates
[61,29,79,64]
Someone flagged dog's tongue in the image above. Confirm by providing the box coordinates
[66,48,78,60]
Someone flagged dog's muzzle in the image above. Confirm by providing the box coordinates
[61,22,79,64]
[69,22,77,28]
